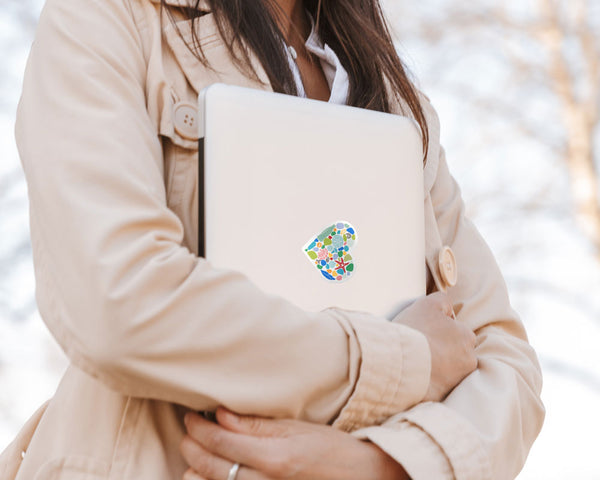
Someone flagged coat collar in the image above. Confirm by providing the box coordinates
[161,7,273,95]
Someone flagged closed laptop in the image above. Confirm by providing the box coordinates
[197,83,425,318]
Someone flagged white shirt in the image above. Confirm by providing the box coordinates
[283,12,350,105]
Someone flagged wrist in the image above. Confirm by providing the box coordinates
[362,441,411,480]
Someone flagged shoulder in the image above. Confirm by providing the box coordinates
[34,0,145,45]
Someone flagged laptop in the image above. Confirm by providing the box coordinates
[197,83,425,319]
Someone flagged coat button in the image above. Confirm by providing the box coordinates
[173,101,198,140]
[438,245,458,288]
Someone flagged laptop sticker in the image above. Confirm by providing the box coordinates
[302,221,357,283]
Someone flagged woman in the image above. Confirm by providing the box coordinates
[0,0,544,479]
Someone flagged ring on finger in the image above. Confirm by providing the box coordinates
[227,462,241,480]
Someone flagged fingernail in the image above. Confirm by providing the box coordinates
[184,413,192,427]
[223,409,239,424]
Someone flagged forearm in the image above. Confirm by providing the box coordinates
[353,337,543,480]
[360,442,412,480]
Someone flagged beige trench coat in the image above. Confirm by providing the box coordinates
[0,0,545,478]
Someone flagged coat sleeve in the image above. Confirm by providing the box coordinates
[350,140,545,479]
[15,0,432,427]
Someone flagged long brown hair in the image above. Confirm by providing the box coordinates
[161,0,429,162]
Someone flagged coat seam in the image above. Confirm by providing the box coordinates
[108,397,144,480]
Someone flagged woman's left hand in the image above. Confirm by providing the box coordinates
[179,407,410,480]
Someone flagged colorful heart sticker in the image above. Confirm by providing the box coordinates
[302,221,357,283]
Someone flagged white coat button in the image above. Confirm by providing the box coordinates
[173,101,198,140]
[438,245,457,288]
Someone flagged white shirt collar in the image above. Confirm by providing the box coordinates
[283,11,349,105]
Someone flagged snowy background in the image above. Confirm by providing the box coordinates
[1,1,600,478]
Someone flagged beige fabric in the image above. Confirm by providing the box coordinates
[0,0,544,479]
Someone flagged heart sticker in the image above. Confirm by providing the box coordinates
[302,221,357,283]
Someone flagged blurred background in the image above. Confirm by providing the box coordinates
[1,0,599,478]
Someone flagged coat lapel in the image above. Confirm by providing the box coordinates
[157,1,273,96]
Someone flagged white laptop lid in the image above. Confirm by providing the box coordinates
[197,83,425,319]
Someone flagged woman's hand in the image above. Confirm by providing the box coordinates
[393,291,478,402]
[179,407,410,480]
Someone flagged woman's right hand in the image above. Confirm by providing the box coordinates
[392,292,478,402]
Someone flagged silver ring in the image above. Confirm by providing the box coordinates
[227,462,240,480]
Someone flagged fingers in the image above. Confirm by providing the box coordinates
[215,407,290,437]
[183,468,207,480]
[458,325,478,373]
[183,412,287,474]
[180,437,235,480]
[180,438,271,480]
[468,329,477,348]
[428,292,465,320]
[430,292,453,315]
[184,413,258,468]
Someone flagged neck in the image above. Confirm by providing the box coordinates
[272,0,310,45]
[274,0,299,18]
